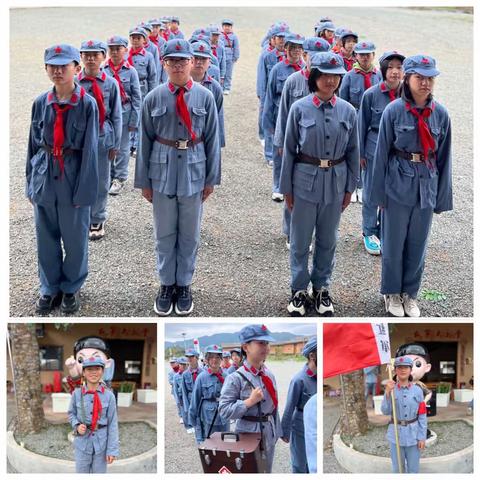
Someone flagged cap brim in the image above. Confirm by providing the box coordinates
[355,49,375,54]
[247,334,276,343]
[311,65,346,75]
[45,56,77,65]
[193,52,211,58]
[286,40,304,46]
[164,53,193,59]
[407,67,439,77]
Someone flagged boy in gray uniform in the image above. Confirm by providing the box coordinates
[135,39,220,316]
[68,356,119,473]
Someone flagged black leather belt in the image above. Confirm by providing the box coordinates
[155,135,204,150]
[242,414,274,423]
[393,148,431,163]
[86,424,107,430]
[42,144,79,156]
[296,153,345,168]
[370,126,379,133]
[389,416,418,426]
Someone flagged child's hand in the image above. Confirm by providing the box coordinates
[77,424,87,435]
[106,455,116,464]
[418,440,426,450]
[385,380,396,396]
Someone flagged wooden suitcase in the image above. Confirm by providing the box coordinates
[198,432,268,473]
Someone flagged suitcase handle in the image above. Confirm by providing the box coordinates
[221,432,240,442]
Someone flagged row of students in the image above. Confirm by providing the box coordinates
[27,16,238,315]
[167,325,317,473]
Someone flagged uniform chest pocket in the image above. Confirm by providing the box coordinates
[148,149,168,181]
[201,383,216,399]
[394,124,417,150]
[370,107,384,126]
[151,105,168,133]
[350,86,362,104]
[292,89,304,99]
[71,121,87,146]
[430,126,442,149]
[191,107,207,130]
[276,75,289,95]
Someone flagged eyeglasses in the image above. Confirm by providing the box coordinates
[164,58,190,66]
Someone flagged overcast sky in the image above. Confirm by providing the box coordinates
[164,322,317,343]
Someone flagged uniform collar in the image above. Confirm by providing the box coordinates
[283,58,304,68]
[201,72,213,84]
[397,382,413,389]
[47,83,84,106]
[304,364,317,378]
[380,81,399,93]
[312,93,337,108]
[167,78,194,94]
[108,60,130,70]
[78,69,107,82]
[243,360,266,376]
[82,383,105,394]
[207,367,222,375]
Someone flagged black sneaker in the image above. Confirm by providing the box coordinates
[130,147,137,158]
[312,288,334,316]
[35,293,63,316]
[175,285,194,315]
[287,289,308,317]
[154,285,175,316]
[61,291,80,314]
[89,223,105,241]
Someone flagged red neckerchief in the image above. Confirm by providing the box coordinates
[149,34,159,46]
[327,36,334,45]
[222,31,232,48]
[172,365,179,372]
[243,364,278,409]
[80,71,106,130]
[306,368,317,379]
[301,68,310,79]
[107,59,128,104]
[354,66,375,90]
[173,80,196,141]
[82,384,105,431]
[284,58,303,72]
[211,45,218,58]
[380,81,398,102]
[189,367,199,382]
[340,51,354,71]
[162,31,170,42]
[405,101,436,171]
[128,47,145,66]
[275,49,285,63]
[51,87,85,176]
[207,368,224,384]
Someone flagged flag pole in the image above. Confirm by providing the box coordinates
[388,359,403,474]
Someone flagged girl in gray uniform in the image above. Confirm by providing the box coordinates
[279,52,359,317]
[219,324,281,473]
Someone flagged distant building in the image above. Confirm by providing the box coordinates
[223,336,311,356]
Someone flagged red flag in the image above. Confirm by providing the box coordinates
[323,323,390,378]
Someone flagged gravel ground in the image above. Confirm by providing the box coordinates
[163,359,311,473]
[9,7,473,317]
[14,421,157,461]
[346,420,473,458]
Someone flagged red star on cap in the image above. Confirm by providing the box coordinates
[362,42,367,47]
[315,41,321,47]
[400,357,404,362]
[421,57,430,64]
[199,44,205,51]
[393,50,398,54]
[54,46,62,54]
[213,345,218,350]
[261,325,267,331]
[109,37,115,43]
[296,34,301,39]
[330,58,337,65]
[87,40,94,47]
[175,43,181,50]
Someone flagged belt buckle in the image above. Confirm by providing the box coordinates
[176,139,189,150]
[319,159,331,168]
[411,153,422,162]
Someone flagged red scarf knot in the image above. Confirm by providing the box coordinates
[244,365,278,409]
[175,86,196,141]
[405,101,436,171]
[222,32,232,48]
[354,67,373,90]
[108,59,128,104]
[83,386,104,432]
[83,74,106,130]
[127,47,144,66]
[208,368,224,384]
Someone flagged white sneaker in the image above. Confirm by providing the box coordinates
[223,90,230,95]
[260,138,265,148]
[286,237,290,250]
[179,418,184,424]
[350,189,358,203]
[109,178,125,195]
[384,294,405,317]
[186,427,195,434]
[267,159,273,167]
[402,293,420,317]
[272,192,284,202]
[357,188,363,204]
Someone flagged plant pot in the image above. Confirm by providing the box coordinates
[136,389,157,403]
[436,392,450,407]
[373,395,384,415]
[117,391,133,407]
[453,389,474,403]
[51,393,72,413]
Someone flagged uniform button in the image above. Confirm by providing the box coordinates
[404,414,407,417]
[54,176,58,180]
[179,122,182,126]
[326,151,330,155]
[326,135,330,139]
[178,155,181,158]
[325,119,330,123]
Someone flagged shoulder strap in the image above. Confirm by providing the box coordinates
[236,369,256,389]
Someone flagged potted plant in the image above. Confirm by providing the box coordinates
[436,382,451,407]
[117,382,135,407]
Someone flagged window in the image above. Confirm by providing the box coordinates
[39,346,63,371]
